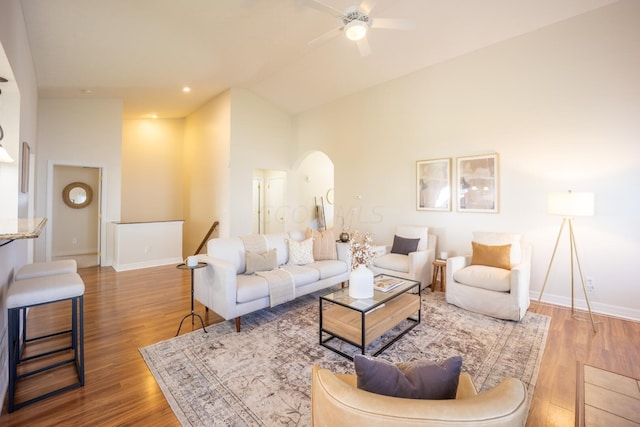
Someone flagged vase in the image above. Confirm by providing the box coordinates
[349,265,374,299]
[339,231,350,242]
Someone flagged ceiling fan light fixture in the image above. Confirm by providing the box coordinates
[345,19,368,41]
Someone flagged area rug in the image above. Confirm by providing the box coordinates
[140,290,550,426]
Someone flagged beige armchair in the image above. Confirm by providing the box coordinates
[446,232,531,321]
[311,365,527,426]
[369,225,436,289]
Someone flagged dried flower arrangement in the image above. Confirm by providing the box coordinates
[349,230,375,269]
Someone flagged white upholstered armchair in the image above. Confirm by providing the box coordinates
[369,225,437,289]
[445,232,531,321]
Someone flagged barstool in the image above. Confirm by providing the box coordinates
[16,259,77,280]
[7,272,85,412]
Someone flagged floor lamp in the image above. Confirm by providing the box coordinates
[537,190,597,332]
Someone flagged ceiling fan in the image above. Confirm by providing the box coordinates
[306,0,414,56]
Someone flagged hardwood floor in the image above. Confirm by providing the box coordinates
[1,265,639,426]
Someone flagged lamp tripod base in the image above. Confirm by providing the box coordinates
[537,217,597,333]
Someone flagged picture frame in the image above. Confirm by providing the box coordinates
[21,141,30,193]
[456,153,499,213]
[416,158,451,211]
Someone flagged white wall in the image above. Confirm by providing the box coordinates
[0,0,40,408]
[183,90,231,255]
[296,0,640,320]
[229,88,294,236]
[122,118,184,222]
[36,98,123,266]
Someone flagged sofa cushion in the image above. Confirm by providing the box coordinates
[470,242,512,270]
[354,355,463,400]
[308,260,348,280]
[390,235,420,255]
[236,274,269,303]
[306,228,337,260]
[245,249,278,274]
[287,238,314,265]
[372,253,410,274]
[453,265,511,292]
[265,233,290,266]
[280,265,320,287]
[473,232,522,267]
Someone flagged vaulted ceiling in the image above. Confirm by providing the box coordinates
[20,0,617,119]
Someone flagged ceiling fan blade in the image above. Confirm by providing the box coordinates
[356,37,371,56]
[308,26,343,47]
[358,0,377,15]
[304,0,344,17]
[370,18,415,30]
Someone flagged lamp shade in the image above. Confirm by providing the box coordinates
[548,191,594,217]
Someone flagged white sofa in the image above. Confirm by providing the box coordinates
[194,231,350,331]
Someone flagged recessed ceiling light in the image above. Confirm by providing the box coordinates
[148,114,158,119]
[81,89,93,94]
[182,86,191,93]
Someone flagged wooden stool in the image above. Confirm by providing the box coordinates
[7,272,85,412]
[431,259,447,292]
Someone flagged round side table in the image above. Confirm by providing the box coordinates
[175,262,208,336]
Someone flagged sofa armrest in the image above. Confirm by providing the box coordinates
[509,261,531,299]
[446,255,470,285]
[194,254,238,320]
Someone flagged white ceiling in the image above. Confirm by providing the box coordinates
[19,0,617,119]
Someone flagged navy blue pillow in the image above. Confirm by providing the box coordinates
[354,355,463,400]
[390,235,420,255]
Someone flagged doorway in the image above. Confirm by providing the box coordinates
[252,169,286,234]
[51,165,101,267]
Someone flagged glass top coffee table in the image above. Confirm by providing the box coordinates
[319,274,421,360]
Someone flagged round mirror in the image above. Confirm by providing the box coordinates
[62,182,93,209]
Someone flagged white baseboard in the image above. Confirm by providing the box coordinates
[113,257,183,272]
[531,291,640,322]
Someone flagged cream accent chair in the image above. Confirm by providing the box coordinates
[369,225,437,289]
[446,232,531,321]
[311,365,528,426]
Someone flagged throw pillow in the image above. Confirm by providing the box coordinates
[305,228,337,260]
[245,249,278,274]
[287,238,314,265]
[390,235,420,255]
[470,241,512,270]
[354,355,463,400]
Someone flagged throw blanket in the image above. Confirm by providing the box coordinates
[240,234,268,255]
[256,268,295,307]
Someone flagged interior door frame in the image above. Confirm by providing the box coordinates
[46,160,107,265]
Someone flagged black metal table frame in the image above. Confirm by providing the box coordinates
[176,262,208,336]
[319,279,421,360]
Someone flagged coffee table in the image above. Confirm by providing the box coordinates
[319,274,421,360]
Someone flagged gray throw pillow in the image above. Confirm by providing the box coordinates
[390,235,420,255]
[354,355,463,400]
[245,249,278,274]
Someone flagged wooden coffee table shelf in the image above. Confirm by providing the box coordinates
[319,275,421,360]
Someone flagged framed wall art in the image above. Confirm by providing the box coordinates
[456,153,499,213]
[416,158,451,211]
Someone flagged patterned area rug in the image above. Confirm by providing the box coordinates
[140,290,550,426]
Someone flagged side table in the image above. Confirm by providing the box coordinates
[175,262,208,336]
[432,259,447,292]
